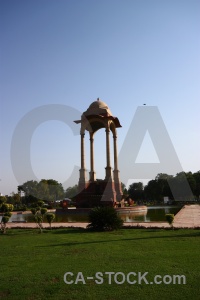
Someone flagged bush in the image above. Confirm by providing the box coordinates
[4,211,12,218]
[41,208,47,218]
[35,215,43,223]
[31,207,45,233]
[1,216,10,224]
[46,213,55,229]
[165,214,174,228]
[1,215,11,234]
[87,206,123,231]
[34,215,43,233]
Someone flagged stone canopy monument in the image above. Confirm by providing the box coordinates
[74,98,123,208]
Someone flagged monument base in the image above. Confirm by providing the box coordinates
[74,180,123,208]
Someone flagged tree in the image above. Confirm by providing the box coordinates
[18,179,65,203]
[128,182,144,201]
[121,182,128,197]
[0,196,7,205]
[13,193,21,205]
[193,171,200,199]
[0,203,14,213]
[65,185,78,199]
[155,173,173,181]
[37,181,49,200]
[144,175,173,202]
[7,193,21,205]
[40,179,65,201]
[169,172,194,201]
[18,180,38,200]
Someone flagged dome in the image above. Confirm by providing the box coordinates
[89,99,109,110]
[84,98,112,116]
[74,98,122,129]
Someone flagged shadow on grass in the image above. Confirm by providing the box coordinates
[50,228,86,234]
[2,227,86,236]
[36,229,200,248]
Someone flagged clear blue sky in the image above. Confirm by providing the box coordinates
[0,0,199,195]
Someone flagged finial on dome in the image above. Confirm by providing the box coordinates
[97,97,100,101]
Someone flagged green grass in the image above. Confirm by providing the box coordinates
[0,228,200,300]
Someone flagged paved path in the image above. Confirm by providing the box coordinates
[6,205,200,229]
[173,204,200,228]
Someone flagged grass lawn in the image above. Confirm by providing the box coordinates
[0,228,200,300]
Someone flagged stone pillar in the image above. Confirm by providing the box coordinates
[79,133,87,190]
[81,133,85,169]
[113,134,118,171]
[113,133,120,182]
[89,132,96,181]
[105,128,112,180]
[113,133,122,200]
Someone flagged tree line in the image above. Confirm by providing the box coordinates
[0,179,78,208]
[1,171,199,207]
[126,171,200,203]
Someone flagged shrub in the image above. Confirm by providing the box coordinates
[165,214,174,228]
[1,216,10,224]
[41,208,47,220]
[31,207,45,233]
[46,213,55,229]
[4,211,12,218]
[1,216,10,234]
[87,206,123,231]
[0,207,12,234]
[35,215,43,233]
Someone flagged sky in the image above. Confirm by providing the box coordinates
[0,0,200,195]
